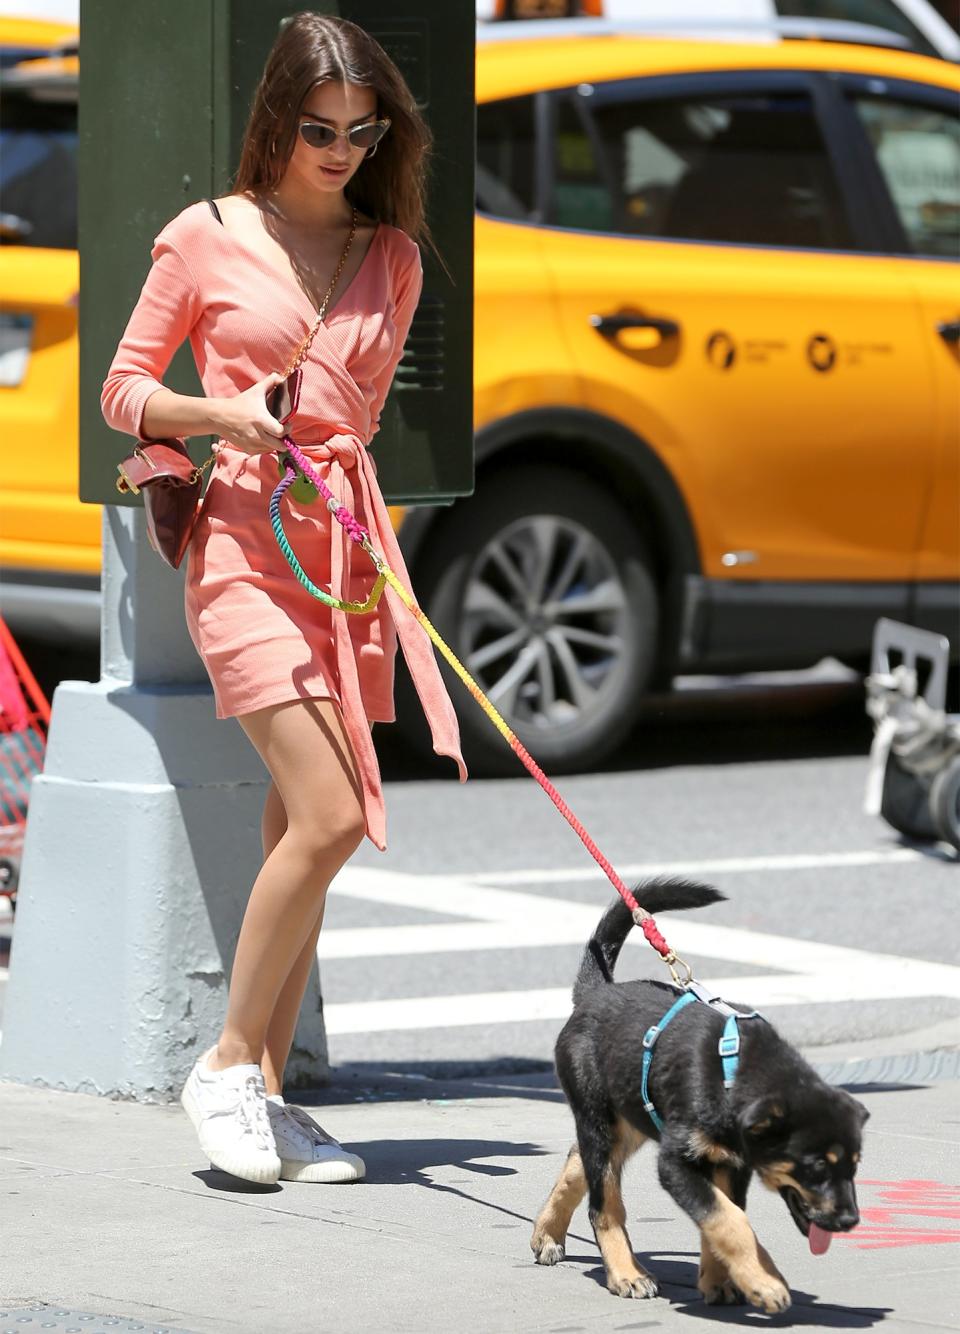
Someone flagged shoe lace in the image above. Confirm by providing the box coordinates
[283,1103,334,1145]
[238,1074,274,1152]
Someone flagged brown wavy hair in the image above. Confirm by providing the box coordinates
[233,12,432,245]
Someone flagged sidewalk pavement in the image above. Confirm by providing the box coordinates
[2,1045,958,1334]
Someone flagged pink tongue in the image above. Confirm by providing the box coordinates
[809,1224,832,1256]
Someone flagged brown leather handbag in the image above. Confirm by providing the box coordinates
[115,439,208,569]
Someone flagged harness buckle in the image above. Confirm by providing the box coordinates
[642,1025,660,1050]
[718,1032,741,1058]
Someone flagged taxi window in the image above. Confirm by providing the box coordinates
[477,95,538,221]
[551,86,855,251]
[0,90,77,249]
[852,96,960,258]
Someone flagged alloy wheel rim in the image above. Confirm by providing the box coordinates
[458,513,631,733]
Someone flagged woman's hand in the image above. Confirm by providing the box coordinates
[210,372,287,453]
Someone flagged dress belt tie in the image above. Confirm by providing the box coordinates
[278,431,466,850]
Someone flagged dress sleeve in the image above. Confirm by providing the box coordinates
[366,241,424,443]
[100,235,203,441]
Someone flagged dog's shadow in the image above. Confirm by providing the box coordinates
[360,1135,548,1187]
[573,1255,891,1328]
[360,1136,595,1236]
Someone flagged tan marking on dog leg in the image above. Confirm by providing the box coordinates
[688,1129,745,1169]
[699,1184,790,1314]
[593,1168,658,1299]
[531,1145,587,1266]
[611,1117,648,1171]
[698,1168,744,1305]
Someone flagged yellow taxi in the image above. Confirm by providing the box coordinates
[402,20,960,771]
[0,20,86,637]
[2,17,958,774]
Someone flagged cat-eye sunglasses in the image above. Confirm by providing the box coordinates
[297,118,391,151]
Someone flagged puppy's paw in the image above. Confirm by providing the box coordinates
[607,1270,659,1299]
[745,1274,791,1315]
[700,1277,744,1305]
[531,1233,565,1266]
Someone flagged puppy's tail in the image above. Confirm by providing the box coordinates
[573,878,726,1005]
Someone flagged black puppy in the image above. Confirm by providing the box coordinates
[531,879,867,1313]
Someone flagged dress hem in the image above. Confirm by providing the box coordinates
[215,685,395,725]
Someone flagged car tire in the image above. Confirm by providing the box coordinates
[879,752,938,842]
[398,466,660,777]
[930,756,960,853]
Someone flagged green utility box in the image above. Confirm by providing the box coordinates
[79,1,474,506]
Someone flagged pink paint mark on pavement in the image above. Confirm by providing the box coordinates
[838,1180,960,1249]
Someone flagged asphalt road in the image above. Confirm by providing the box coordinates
[319,664,959,1075]
[3,657,958,1075]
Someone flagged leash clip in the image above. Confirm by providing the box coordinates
[667,953,693,987]
[361,537,386,572]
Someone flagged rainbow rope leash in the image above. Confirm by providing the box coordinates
[271,438,689,981]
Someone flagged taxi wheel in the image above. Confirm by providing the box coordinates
[402,466,659,777]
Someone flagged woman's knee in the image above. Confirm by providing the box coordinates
[287,803,365,864]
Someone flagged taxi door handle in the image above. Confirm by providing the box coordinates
[937,320,960,344]
[590,314,680,338]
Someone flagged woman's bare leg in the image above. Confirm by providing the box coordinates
[257,724,375,1095]
[260,906,326,1096]
[207,698,365,1075]
[251,779,321,1096]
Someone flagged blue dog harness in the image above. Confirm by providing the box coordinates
[640,980,763,1132]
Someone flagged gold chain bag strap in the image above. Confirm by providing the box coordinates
[270,208,357,504]
[116,207,358,569]
[269,207,358,418]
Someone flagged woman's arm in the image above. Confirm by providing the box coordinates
[101,237,205,439]
[140,379,285,451]
[366,243,424,443]
[101,234,284,452]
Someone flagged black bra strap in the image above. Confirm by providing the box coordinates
[206,198,223,225]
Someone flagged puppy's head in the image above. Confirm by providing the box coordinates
[740,1085,868,1253]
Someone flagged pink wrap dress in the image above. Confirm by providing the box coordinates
[101,200,466,850]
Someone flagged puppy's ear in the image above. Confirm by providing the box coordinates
[838,1088,870,1126]
[741,1097,788,1138]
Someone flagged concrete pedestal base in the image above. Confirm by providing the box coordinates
[0,509,330,1100]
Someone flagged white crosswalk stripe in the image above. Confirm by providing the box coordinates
[321,861,960,1036]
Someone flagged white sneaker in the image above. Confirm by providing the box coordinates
[180,1048,281,1184]
[267,1096,366,1183]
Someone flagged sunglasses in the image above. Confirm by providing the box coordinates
[297,118,391,151]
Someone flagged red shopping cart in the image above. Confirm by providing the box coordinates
[0,617,51,912]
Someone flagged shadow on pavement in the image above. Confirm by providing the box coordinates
[359,1134,548,1186]
[193,1167,283,1195]
[670,1290,892,1328]
[296,1058,563,1106]
[378,672,874,783]
[556,1254,891,1326]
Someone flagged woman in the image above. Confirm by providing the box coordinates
[102,13,466,1186]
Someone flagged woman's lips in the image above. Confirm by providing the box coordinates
[320,164,348,177]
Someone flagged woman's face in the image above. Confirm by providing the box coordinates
[286,79,378,196]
